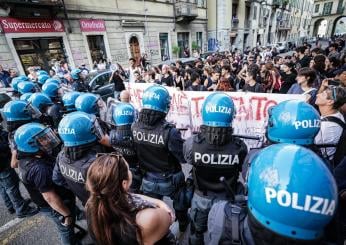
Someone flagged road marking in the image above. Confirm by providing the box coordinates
[0,218,22,234]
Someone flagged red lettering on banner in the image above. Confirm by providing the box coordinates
[250,96,268,121]
[191,96,205,116]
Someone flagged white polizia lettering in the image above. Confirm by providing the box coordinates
[293,119,320,130]
[143,91,160,101]
[205,105,232,114]
[59,164,85,183]
[58,128,75,134]
[264,187,335,216]
[194,152,239,165]
[133,130,164,145]
[115,110,133,117]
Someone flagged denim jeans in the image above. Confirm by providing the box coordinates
[40,206,77,245]
[0,168,27,215]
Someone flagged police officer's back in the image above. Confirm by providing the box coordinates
[42,81,64,129]
[54,111,105,205]
[131,85,189,232]
[207,143,338,245]
[183,93,247,245]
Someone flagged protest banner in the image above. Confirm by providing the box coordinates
[128,83,306,149]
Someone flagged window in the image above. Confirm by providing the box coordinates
[253,6,257,20]
[196,32,203,52]
[87,35,107,65]
[159,33,170,61]
[177,32,189,58]
[197,0,205,7]
[315,4,320,13]
[323,2,333,15]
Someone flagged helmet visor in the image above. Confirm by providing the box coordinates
[34,127,61,152]
[105,100,121,126]
[25,103,42,119]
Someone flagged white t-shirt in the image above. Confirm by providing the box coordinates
[314,112,345,160]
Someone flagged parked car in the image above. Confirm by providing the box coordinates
[86,70,114,100]
[154,57,196,70]
[272,42,287,53]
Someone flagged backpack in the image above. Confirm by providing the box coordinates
[0,128,11,171]
[322,116,346,167]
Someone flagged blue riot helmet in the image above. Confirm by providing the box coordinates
[62,92,81,112]
[112,103,135,126]
[28,93,53,112]
[75,93,106,115]
[247,143,337,240]
[267,100,321,145]
[37,74,50,85]
[17,81,36,95]
[201,93,235,127]
[20,93,33,101]
[142,85,171,113]
[36,70,48,76]
[11,77,27,92]
[45,78,61,85]
[14,123,60,153]
[42,82,61,99]
[71,68,82,80]
[58,111,105,147]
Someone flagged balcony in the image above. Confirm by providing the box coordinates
[175,1,198,23]
[278,21,291,30]
[0,0,63,18]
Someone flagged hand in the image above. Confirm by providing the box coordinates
[62,216,73,227]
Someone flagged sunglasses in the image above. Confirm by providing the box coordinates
[328,85,338,101]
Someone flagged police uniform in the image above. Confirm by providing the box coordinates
[109,125,141,192]
[184,133,247,244]
[53,145,103,205]
[132,120,189,229]
[18,156,77,245]
[47,103,63,129]
[72,80,89,92]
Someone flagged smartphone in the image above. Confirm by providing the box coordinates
[328,80,340,86]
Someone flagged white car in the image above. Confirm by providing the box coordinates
[272,42,287,53]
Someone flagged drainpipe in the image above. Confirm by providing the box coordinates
[61,0,72,33]
[216,0,218,51]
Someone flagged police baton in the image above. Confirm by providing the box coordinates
[219,176,235,203]
[233,134,262,140]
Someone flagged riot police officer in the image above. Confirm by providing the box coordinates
[242,100,324,180]
[108,102,141,192]
[53,111,105,205]
[20,93,33,101]
[42,82,63,129]
[11,76,29,99]
[17,81,37,95]
[183,92,248,245]
[71,69,89,92]
[28,93,55,127]
[14,123,78,245]
[37,74,50,88]
[207,143,338,245]
[62,92,81,114]
[131,85,190,232]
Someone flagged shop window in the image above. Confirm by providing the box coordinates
[13,37,66,73]
[87,35,107,66]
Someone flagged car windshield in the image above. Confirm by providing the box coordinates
[85,72,100,83]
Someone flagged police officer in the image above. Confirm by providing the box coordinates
[53,111,105,205]
[28,93,55,127]
[42,82,63,129]
[183,92,248,245]
[242,100,324,180]
[14,123,78,245]
[11,76,29,99]
[37,74,50,88]
[20,93,33,101]
[17,81,37,95]
[207,143,338,245]
[71,69,89,92]
[75,93,108,130]
[132,85,190,232]
[62,92,81,114]
[108,102,141,192]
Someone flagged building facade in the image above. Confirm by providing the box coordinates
[207,0,314,52]
[311,0,346,38]
[0,0,208,74]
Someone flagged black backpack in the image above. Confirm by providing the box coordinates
[0,128,11,171]
[322,116,346,167]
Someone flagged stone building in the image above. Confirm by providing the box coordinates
[311,0,346,38]
[0,0,207,74]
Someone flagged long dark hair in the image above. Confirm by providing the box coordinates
[86,154,142,245]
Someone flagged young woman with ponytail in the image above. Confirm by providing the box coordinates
[86,153,174,245]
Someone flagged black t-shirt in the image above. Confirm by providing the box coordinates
[298,55,311,68]
[28,163,55,193]
[160,74,173,86]
[243,83,264,93]
[111,75,125,92]
[280,73,297,94]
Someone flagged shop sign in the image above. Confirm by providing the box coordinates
[79,19,106,32]
[0,17,64,33]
